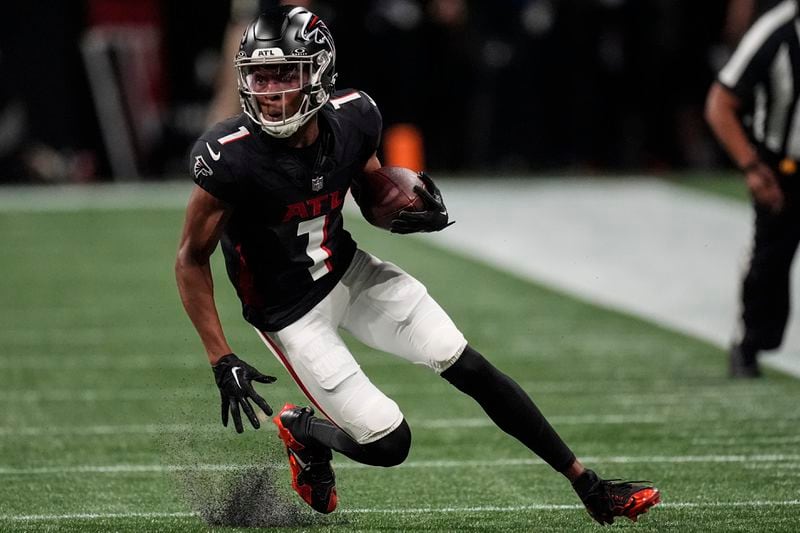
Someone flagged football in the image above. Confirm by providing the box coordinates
[355,166,426,230]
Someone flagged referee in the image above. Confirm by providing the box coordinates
[705,0,800,378]
[706,0,800,377]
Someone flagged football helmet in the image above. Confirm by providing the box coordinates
[236,6,337,138]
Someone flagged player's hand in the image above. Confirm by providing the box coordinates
[212,353,276,433]
[391,172,455,234]
[745,162,784,213]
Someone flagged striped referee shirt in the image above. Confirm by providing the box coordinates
[720,0,800,159]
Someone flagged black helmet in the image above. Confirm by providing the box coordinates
[235,6,337,138]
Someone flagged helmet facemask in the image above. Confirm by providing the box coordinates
[236,49,333,138]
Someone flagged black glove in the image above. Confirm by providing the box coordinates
[391,171,454,234]
[212,353,276,433]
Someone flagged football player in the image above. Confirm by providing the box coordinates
[175,5,660,524]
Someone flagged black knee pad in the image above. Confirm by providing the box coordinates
[361,419,411,467]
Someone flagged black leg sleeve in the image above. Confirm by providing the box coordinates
[297,415,411,467]
[441,345,576,472]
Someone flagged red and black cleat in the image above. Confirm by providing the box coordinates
[573,469,661,525]
[273,403,338,514]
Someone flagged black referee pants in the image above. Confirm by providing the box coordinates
[740,180,800,352]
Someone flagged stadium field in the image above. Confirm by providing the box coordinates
[1,180,799,532]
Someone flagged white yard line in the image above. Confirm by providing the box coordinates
[2,454,799,476]
[0,416,657,437]
[2,500,799,522]
[343,500,800,513]
[3,411,796,437]
[0,512,195,522]
[0,382,783,402]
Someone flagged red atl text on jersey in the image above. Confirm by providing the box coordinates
[282,190,344,223]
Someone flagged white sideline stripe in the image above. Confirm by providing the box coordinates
[2,454,798,476]
[0,182,191,212]
[431,178,800,378]
[3,500,800,522]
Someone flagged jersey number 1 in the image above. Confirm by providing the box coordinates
[297,215,332,281]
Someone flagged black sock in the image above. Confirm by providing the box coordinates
[295,413,411,467]
[441,345,576,472]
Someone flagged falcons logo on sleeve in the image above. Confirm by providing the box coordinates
[194,155,213,178]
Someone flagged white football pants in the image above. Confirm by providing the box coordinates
[257,249,467,444]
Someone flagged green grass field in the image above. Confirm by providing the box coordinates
[666,172,750,202]
[2,180,799,532]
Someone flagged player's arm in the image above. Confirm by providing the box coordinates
[175,185,233,364]
[705,81,759,171]
[175,185,276,432]
[705,81,783,212]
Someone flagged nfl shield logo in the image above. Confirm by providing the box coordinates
[311,175,324,192]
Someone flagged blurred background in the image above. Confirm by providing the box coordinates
[0,0,778,183]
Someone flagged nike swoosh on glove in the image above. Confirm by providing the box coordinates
[212,353,276,433]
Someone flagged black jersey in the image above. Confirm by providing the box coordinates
[189,89,382,331]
